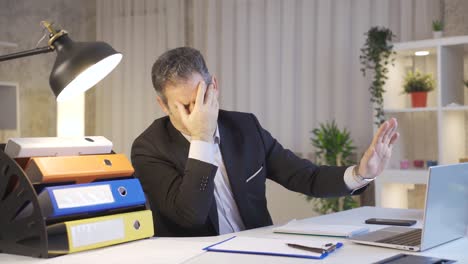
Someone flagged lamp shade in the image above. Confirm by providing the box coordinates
[49,34,122,102]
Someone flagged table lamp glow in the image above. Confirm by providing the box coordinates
[0,21,122,101]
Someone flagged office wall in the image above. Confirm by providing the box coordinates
[95,0,442,161]
[95,0,443,223]
[444,0,468,36]
[0,0,448,224]
[0,0,96,143]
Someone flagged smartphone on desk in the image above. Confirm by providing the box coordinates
[365,218,416,226]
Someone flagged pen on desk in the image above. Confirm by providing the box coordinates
[286,243,326,254]
[324,243,337,252]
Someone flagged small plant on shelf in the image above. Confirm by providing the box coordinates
[402,71,435,108]
[464,79,468,88]
[403,71,435,93]
[306,121,359,214]
[432,20,443,38]
[432,20,443,31]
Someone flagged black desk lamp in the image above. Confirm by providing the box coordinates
[0,21,123,258]
[0,21,122,101]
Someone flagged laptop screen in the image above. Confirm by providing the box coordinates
[421,163,468,250]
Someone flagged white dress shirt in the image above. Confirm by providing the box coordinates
[182,127,371,234]
[182,128,246,234]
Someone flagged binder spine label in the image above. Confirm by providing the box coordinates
[70,218,125,248]
[53,185,115,209]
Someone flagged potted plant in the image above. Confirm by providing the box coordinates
[306,121,359,214]
[360,27,396,126]
[403,71,435,107]
[432,20,443,38]
[464,79,468,88]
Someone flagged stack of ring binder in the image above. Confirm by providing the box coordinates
[0,137,154,258]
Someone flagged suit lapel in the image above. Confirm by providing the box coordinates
[166,120,219,234]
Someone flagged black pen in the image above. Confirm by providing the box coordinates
[324,243,337,253]
[286,243,326,254]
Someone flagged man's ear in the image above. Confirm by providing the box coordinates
[156,96,170,115]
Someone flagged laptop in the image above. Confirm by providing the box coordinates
[350,163,468,251]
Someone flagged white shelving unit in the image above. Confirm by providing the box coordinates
[375,35,468,209]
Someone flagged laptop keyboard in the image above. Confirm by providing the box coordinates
[376,229,422,246]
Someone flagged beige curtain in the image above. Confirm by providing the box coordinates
[96,0,441,159]
[95,0,441,223]
[95,0,186,155]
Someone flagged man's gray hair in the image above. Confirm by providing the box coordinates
[151,47,211,103]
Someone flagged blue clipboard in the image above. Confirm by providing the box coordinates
[203,236,343,260]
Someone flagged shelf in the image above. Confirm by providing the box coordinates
[442,105,468,112]
[375,169,428,209]
[376,35,468,209]
[376,169,428,185]
[384,107,438,113]
[384,105,468,113]
[393,35,468,51]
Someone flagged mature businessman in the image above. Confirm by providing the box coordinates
[131,47,399,237]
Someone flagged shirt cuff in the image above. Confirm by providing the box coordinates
[188,140,216,164]
[344,165,371,192]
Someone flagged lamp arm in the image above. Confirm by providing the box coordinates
[0,46,53,62]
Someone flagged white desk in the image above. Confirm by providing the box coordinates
[1,207,466,264]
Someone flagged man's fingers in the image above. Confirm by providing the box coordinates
[362,146,375,163]
[389,132,399,145]
[383,124,397,144]
[389,117,398,128]
[384,118,399,144]
[206,84,215,105]
[375,117,398,145]
[381,124,392,143]
[195,81,207,107]
[174,102,189,121]
[213,95,219,108]
[371,121,388,147]
[362,118,398,179]
[211,86,219,107]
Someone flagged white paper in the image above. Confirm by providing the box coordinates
[41,238,211,264]
[70,218,124,248]
[273,219,369,237]
[53,184,115,209]
[206,236,339,258]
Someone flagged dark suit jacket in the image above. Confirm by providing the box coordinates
[131,110,360,237]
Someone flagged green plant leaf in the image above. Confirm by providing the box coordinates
[432,20,443,31]
[359,26,395,125]
[402,70,435,93]
[307,121,359,214]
